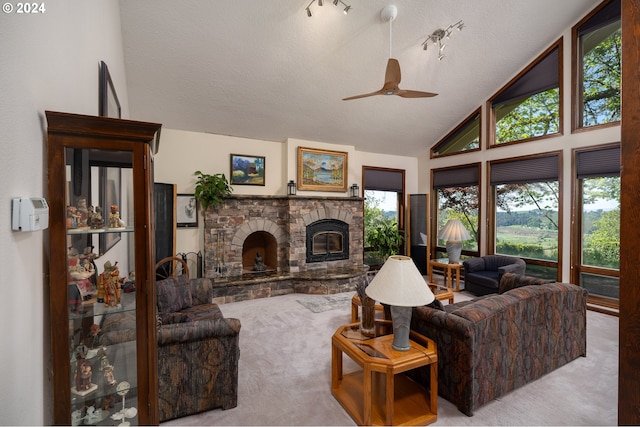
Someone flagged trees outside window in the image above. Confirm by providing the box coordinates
[364,190,402,267]
[573,0,621,130]
[436,186,479,258]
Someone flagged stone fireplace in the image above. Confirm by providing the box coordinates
[203,195,366,302]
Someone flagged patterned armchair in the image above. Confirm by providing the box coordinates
[155,275,241,421]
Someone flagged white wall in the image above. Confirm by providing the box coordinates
[0,2,128,424]
[419,26,621,281]
[154,130,420,257]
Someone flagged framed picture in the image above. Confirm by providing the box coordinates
[99,61,121,119]
[176,194,198,227]
[297,147,348,192]
[230,154,265,186]
[99,167,121,254]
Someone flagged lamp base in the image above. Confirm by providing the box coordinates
[446,240,462,263]
[390,305,412,351]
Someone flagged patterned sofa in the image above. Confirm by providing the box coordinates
[100,275,241,422]
[409,273,587,416]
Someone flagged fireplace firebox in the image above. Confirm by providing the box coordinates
[306,219,349,263]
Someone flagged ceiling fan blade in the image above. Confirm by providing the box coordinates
[385,58,401,85]
[396,89,438,98]
[342,89,386,101]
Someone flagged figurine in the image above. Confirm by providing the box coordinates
[75,359,93,392]
[102,261,122,307]
[108,204,126,228]
[253,251,267,271]
[66,206,80,228]
[88,205,105,229]
[76,197,89,228]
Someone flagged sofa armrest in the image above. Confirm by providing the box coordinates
[157,317,241,346]
[498,259,526,278]
[463,257,485,273]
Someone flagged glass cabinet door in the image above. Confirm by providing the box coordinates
[66,148,140,425]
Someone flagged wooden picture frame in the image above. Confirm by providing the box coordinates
[230,154,265,186]
[99,61,121,118]
[176,194,198,228]
[297,147,348,192]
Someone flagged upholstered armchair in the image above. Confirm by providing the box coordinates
[462,255,525,295]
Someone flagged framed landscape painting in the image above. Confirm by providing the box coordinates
[230,154,265,186]
[297,147,348,192]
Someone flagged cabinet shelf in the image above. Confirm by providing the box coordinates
[67,226,134,235]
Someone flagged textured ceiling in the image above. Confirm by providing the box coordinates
[119,0,601,157]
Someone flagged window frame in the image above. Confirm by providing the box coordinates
[570,142,620,312]
[487,39,564,149]
[487,152,563,281]
[430,108,482,158]
[571,0,621,133]
[431,163,481,260]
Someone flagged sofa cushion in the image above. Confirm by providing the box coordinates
[499,272,555,294]
[426,298,445,311]
[157,276,193,315]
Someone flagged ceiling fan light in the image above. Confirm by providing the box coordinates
[343,5,351,14]
[318,0,323,6]
[333,0,339,5]
[306,7,312,17]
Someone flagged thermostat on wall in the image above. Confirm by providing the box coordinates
[12,197,49,231]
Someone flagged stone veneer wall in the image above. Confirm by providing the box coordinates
[203,195,364,278]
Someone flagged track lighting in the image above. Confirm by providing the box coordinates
[305,0,352,17]
[422,20,464,60]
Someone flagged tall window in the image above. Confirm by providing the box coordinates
[431,109,481,158]
[363,167,405,267]
[573,0,621,130]
[490,154,561,280]
[573,144,620,309]
[489,41,562,146]
[432,164,480,259]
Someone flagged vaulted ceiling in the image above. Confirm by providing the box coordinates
[119,0,601,157]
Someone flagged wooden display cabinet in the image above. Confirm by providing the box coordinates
[46,111,161,425]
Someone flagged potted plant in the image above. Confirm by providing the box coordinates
[368,218,404,261]
[193,170,233,210]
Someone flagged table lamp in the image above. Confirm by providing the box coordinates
[365,255,434,351]
[438,219,471,263]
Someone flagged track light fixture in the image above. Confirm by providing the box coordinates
[305,0,352,17]
[422,20,464,60]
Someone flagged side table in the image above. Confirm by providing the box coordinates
[331,320,438,426]
[430,283,454,304]
[428,258,463,291]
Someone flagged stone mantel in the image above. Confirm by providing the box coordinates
[203,194,365,301]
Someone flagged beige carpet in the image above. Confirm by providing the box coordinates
[162,286,618,426]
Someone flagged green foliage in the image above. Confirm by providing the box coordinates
[495,88,559,144]
[367,218,403,260]
[496,241,557,261]
[193,170,233,210]
[583,208,620,268]
[582,28,621,126]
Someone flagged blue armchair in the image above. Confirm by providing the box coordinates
[462,255,526,295]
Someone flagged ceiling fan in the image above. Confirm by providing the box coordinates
[343,5,438,101]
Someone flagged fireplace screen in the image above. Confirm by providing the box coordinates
[306,219,349,263]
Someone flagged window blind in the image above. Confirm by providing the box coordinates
[490,155,559,185]
[433,165,479,189]
[577,146,620,179]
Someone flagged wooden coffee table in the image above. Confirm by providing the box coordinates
[331,320,438,426]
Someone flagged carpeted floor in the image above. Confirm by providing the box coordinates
[162,286,618,426]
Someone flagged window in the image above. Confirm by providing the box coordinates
[489,41,562,146]
[432,164,480,259]
[363,167,405,267]
[572,0,621,130]
[489,154,562,280]
[573,144,620,309]
[431,109,481,158]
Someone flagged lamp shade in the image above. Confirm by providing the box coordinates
[438,219,471,242]
[365,255,434,307]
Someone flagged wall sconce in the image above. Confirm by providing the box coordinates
[422,20,464,60]
[305,0,352,17]
[287,180,297,196]
[350,183,359,198]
